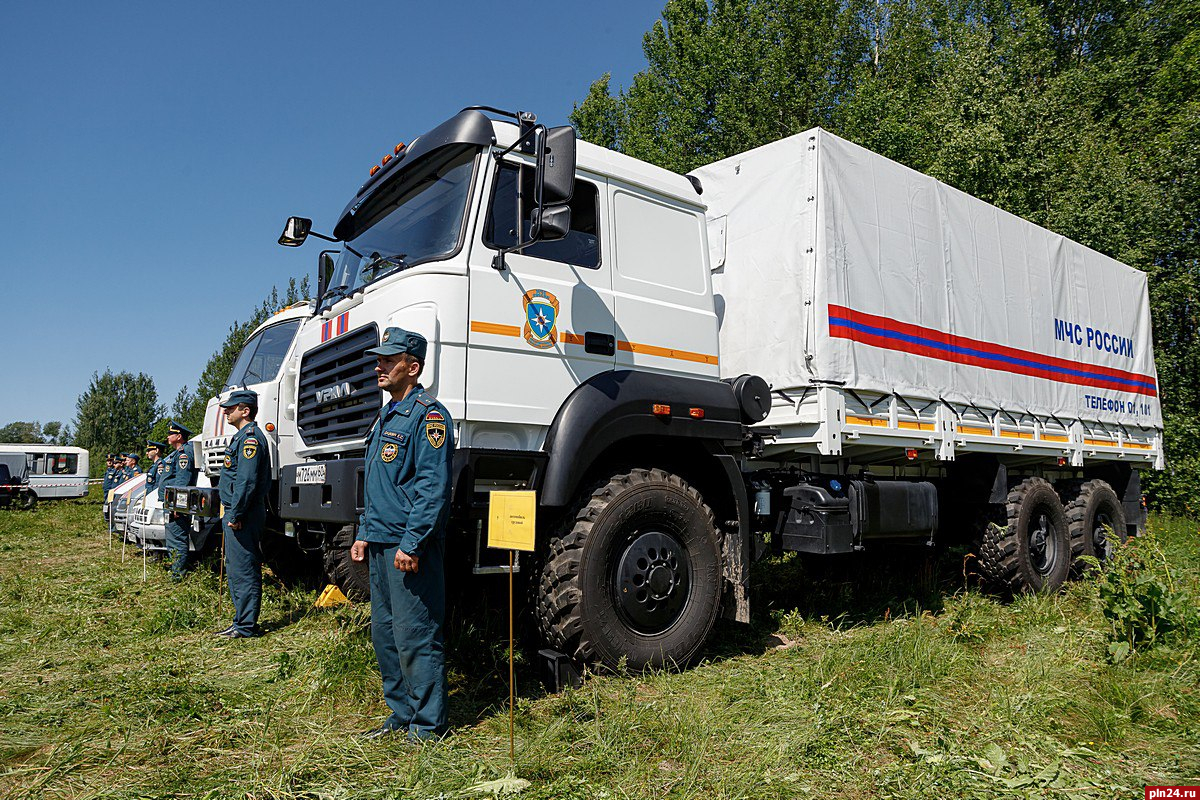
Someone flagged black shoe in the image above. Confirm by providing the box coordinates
[359,725,401,739]
[224,626,263,639]
[213,625,236,637]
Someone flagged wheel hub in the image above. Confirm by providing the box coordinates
[614,531,690,634]
[1028,511,1060,575]
[1094,512,1113,562]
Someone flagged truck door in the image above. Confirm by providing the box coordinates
[466,158,615,427]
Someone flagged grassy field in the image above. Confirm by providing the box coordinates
[1,490,1198,799]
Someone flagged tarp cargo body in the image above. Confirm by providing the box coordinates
[690,128,1163,469]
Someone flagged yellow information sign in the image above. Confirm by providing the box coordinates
[487,491,537,551]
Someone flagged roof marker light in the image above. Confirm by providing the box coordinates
[381,154,392,166]
[394,142,405,154]
[369,165,380,176]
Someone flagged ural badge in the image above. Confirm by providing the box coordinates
[381,442,398,463]
[522,289,560,350]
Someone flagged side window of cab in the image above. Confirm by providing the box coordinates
[484,162,600,269]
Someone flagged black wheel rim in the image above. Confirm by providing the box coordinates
[1093,511,1114,563]
[613,530,691,635]
[1028,510,1062,576]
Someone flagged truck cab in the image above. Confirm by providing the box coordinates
[275,108,757,667]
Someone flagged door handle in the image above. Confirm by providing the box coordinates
[584,331,616,356]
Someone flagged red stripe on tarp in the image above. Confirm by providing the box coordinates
[828,304,1158,397]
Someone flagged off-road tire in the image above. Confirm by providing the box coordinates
[978,477,1070,594]
[537,468,723,671]
[323,524,370,601]
[1065,479,1126,574]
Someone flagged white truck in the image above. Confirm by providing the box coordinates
[255,106,1156,673]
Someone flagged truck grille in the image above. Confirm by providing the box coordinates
[297,324,380,446]
[204,440,229,477]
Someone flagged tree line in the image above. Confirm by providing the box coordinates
[571,0,1198,510]
[9,277,310,477]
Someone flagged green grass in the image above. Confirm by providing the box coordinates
[1,490,1198,798]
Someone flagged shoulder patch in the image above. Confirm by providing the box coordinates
[244,437,259,446]
[223,454,232,469]
[424,408,444,422]
[426,420,447,449]
[243,441,258,459]
[179,454,189,469]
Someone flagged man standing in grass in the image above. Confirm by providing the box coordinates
[216,390,270,639]
[158,421,198,580]
[144,441,165,494]
[351,327,454,742]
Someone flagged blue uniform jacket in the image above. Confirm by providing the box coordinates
[119,466,141,483]
[218,423,270,523]
[144,458,161,491]
[157,446,198,499]
[102,468,118,494]
[357,385,454,557]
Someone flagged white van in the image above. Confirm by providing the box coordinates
[0,444,90,501]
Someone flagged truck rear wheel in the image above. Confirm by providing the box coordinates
[978,477,1070,593]
[537,468,723,671]
[1065,479,1126,573]
[323,524,370,601]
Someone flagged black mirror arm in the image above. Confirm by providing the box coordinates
[307,230,339,244]
[490,122,544,163]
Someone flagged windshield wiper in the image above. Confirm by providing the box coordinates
[360,252,408,282]
[323,284,352,304]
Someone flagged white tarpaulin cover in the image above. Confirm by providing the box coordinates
[690,129,1162,430]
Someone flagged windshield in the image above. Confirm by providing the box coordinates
[225,318,303,389]
[322,145,478,310]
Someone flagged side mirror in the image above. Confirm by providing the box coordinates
[278,216,312,247]
[531,205,571,242]
[317,251,337,307]
[535,125,576,207]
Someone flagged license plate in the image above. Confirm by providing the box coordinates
[295,464,326,485]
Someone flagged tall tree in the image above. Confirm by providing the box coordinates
[73,371,163,475]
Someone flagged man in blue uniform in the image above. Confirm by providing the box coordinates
[216,389,271,639]
[158,421,199,580]
[351,327,455,742]
[144,441,165,493]
[120,453,142,483]
[102,454,118,513]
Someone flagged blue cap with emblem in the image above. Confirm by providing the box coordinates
[220,389,259,408]
[167,420,193,438]
[146,440,165,451]
[366,326,427,361]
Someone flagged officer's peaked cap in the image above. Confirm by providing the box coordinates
[366,326,427,361]
[220,389,259,409]
[167,420,193,437]
[146,440,166,451]
[123,452,138,460]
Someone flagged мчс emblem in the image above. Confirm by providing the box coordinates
[242,441,257,459]
[426,421,446,449]
[381,442,399,463]
[522,289,560,350]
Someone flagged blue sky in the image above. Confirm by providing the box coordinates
[0,0,658,429]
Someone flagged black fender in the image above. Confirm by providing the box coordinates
[540,370,745,508]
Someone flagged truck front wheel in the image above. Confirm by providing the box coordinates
[537,468,723,671]
[978,477,1070,593]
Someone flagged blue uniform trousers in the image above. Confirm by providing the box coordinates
[368,539,447,739]
[166,514,191,579]
[223,504,264,633]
